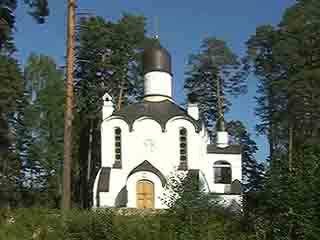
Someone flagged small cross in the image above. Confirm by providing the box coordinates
[144,139,155,152]
[154,16,159,40]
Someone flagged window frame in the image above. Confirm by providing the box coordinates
[213,161,232,184]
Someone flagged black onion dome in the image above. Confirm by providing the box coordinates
[111,100,201,132]
[143,44,172,75]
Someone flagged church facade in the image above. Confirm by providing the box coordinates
[93,43,242,209]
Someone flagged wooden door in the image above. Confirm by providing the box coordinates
[136,180,154,209]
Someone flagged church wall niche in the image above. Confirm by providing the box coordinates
[165,116,199,133]
[166,118,205,170]
[125,117,172,175]
[132,116,163,132]
[101,118,129,167]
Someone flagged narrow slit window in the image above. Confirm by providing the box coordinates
[114,127,122,168]
[179,128,188,169]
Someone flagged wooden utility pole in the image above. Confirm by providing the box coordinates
[63,0,76,210]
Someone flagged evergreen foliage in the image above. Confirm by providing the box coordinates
[0,0,49,49]
[226,120,264,192]
[0,1,320,238]
[0,0,49,207]
[160,170,251,239]
[75,14,152,113]
[242,0,320,238]
[0,40,23,209]
[0,53,65,208]
[184,37,247,138]
[21,53,64,207]
[162,170,221,210]
[74,14,153,208]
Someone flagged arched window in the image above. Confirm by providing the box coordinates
[213,161,231,184]
[113,127,122,168]
[178,128,188,170]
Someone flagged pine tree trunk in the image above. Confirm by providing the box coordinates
[288,124,293,171]
[88,117,102,208]
[87,120,93,182]
[216,77,225,131]
[79,117,90,208]
[288,123,294,240]
[0,112,9,176]
[117,79,125,110]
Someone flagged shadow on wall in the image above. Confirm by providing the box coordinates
[231,180,241,194]
[115,186,128,207]
[223,179,241,194]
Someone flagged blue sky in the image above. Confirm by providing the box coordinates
[15,0,295,161]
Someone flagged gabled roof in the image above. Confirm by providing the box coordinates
[207,144,241,154]
[111,100,202,132]
[127,160,167,186]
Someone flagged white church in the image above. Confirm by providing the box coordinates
[93,43,242,209]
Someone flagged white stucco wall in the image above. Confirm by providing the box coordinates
[94,99,242,209]
[187,104,199,120]
[101,115,207,174]
[144,71,172,98]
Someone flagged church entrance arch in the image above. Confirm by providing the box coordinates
[136,180,154,209]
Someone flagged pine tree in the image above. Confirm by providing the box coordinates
[0,48,23,207]
[226,120,264,192]
[246,0,320,166]
[245,0,320,238]
[0,0,49,49]
[0,0,49,207]
[11,53,65,207]
[74,14,152,208]
[184,37,247,139]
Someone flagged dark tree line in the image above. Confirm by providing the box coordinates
[1,1,320,239]
[0,0,49,207]
[242,0,320,239]
[182,1,320,239]
[0,11,154,208]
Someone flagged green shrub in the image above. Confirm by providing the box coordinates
[0,208,254,240]
[0,208,64,240]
